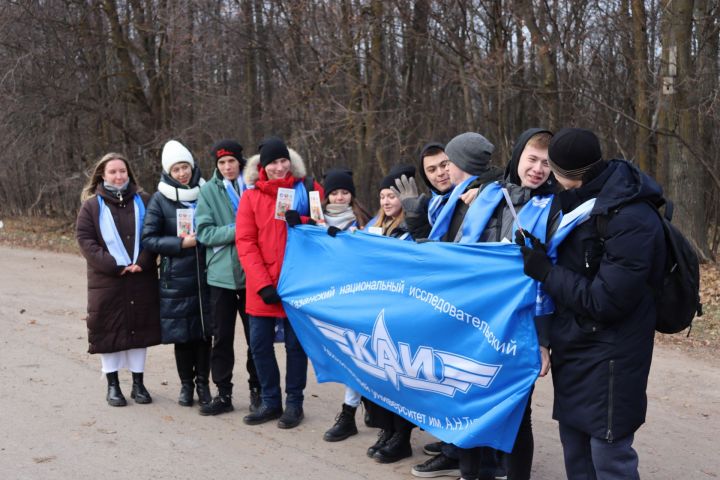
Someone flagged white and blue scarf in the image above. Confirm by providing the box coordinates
[223,176,247,214]
[428,175,477,240]
[97,194,146,266]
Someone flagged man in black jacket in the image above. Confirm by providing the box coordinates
[518,128,666,480]
[397,142,452,239]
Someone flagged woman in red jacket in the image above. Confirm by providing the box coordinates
[235,137,324,429]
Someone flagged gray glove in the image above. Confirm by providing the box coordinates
[391,175,419,202]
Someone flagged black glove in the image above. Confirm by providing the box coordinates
[285,210,301,227]
[258,285,282,305]
[327,226,341,237]
[515,229,552,282]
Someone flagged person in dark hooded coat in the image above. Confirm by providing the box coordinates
[517,128,666,480]
[397,142,453,239]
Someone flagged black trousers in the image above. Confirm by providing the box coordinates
[362,399,415,433]
[457,387,534,480]
[209,286,259,395]
[175,339,211,383]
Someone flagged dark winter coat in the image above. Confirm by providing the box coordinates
[141,173,211,344]
[542,159,666,441]
[76,183,161,354]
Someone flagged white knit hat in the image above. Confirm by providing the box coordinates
[161,140,195,173]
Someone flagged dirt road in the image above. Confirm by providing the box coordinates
[0,246,718,479]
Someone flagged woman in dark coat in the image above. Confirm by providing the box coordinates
[76,152,161,407]
[141,140,212,407]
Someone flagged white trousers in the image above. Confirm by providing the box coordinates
[344,386,362,407]
[100,348,147,373]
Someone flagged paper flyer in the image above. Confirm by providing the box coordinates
[309,191,326,224]
[176,208,194,237]
[275,188,296,220]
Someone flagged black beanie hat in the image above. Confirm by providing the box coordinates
[323,168,355,196]
[211,140,244,166]
[258,136,290,168]
[379,164,416,191]
[548,128,603,179]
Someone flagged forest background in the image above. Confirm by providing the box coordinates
[0,0,718,261]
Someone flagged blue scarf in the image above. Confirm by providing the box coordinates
[458,182,553,244]
[292,180,310,216]
[428,176,478,240]
[97,194,145,266]
[427,191,452,226]
[223,177,246,214]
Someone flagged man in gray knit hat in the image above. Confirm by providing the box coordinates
[428,132,503,241]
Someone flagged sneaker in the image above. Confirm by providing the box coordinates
[199,394,233,416]
[411,453,460,477]
[423,441,445,456]
[278,405,304,429]
[323,403,358,442]
[243,403,283,425]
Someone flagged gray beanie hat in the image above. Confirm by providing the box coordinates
[445,132,495,176]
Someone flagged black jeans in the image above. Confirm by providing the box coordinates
[209,286,259,395]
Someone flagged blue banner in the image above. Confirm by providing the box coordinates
[278,227,542,451]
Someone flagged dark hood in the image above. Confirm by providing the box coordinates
[504,128,557,196]
[418,141,447,194]
[560,159,664,215]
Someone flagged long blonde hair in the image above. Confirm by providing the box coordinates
[372,209,405,236]
[80,152,140,202]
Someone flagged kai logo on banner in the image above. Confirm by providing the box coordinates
[277,226,561,450]
[311,309,501,396]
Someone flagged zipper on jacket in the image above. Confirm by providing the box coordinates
[606,359,615,443]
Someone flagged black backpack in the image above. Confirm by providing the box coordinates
[596,198,703,335]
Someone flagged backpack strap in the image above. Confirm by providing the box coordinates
[303,176,315,205]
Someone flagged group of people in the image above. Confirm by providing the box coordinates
[76,126,666,480]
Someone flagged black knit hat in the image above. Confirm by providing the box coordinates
[258,136,290,168]
[323,168,355,196]
[379,164,416,191]
[548,128,603,179]
[211,140,244,166]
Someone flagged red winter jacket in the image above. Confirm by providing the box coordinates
[235,152,324,317]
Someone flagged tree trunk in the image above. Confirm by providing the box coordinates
[657,0,712,260]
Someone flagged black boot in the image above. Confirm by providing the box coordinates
[277,404,304,429]
[195,380,212,406]
[243,403,283,425]
[373,430,412,463]
[178,380,194,407]
[366,429,393,458]
[323,403,358,442]
[106,371,127,407]
[249,386,261,413]
[130,372,152,404]
[199,394,233,416]
[175,342,195,407]
[194,340,212,406]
